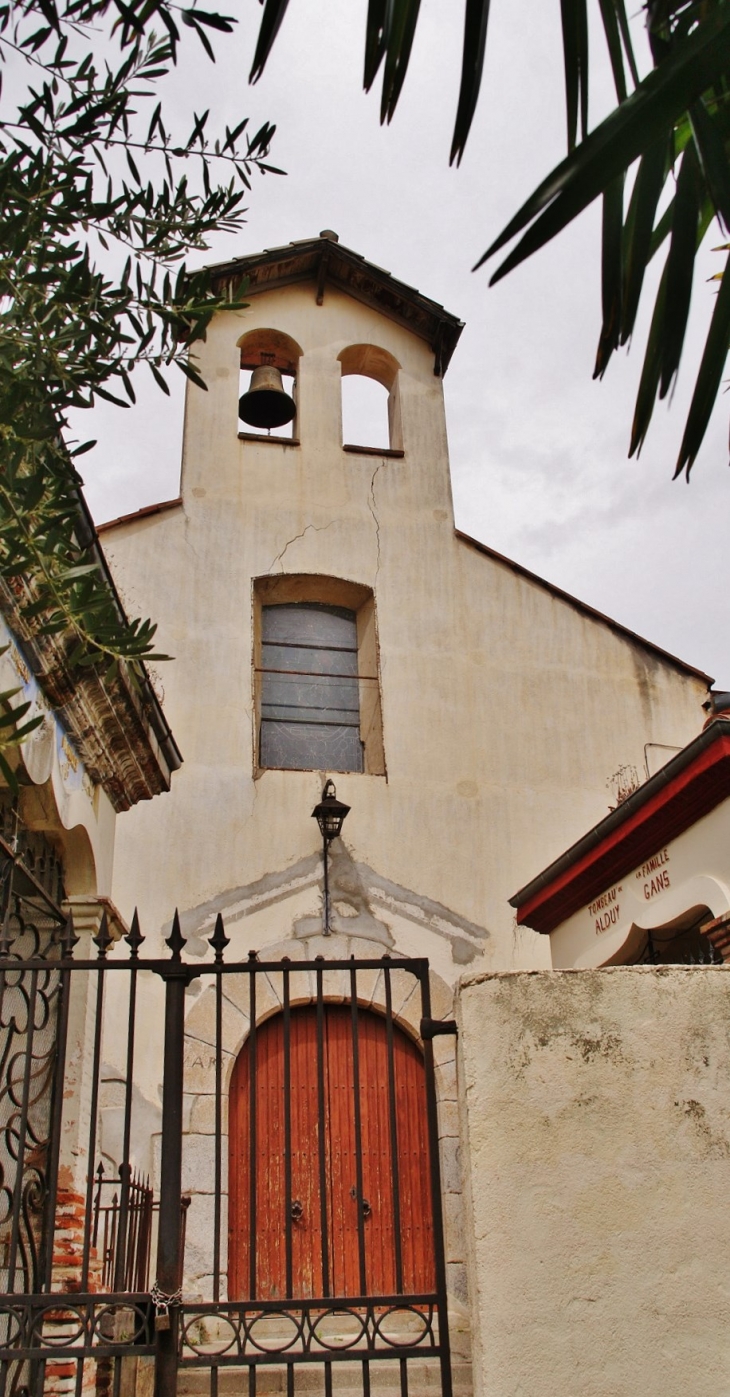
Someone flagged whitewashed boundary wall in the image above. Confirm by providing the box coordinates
[457,966,730,1397]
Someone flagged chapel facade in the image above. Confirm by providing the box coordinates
[84,235,725,1397]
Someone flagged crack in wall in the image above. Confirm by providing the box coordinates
[245,765,260,826]
[182,504,201,563]
[267,520,337,574]
[368,462,383,583]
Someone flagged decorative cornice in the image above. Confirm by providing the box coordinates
[0,574,180,812]
[63,894,128,943]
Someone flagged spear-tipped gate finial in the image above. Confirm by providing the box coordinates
[126,909,144,958]
[94,911,113,959]
[209,913,229,964]
[61,912,80,957]
[166,909,186,962]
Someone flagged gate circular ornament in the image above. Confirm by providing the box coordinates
[374,1305,430,1348]
[93,1302,148,1346]
[246,1310,303,1353]
[0,1305,24,1348]
[37,1303,86,1346]
[181,1312,239,1357]
[311,1307,368,1350]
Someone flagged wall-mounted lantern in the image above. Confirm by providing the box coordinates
[311,779,350,935]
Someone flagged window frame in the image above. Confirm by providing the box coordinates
[253,575,386,778]
[259,602,364,773]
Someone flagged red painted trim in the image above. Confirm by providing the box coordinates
[517,734,730,934]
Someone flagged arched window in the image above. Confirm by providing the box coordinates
[237,328,302,442]
[338,345,403,455]
[603,905,723,965]
[260,603,363,772]
[341,375,390,451]
[254,576,385,776]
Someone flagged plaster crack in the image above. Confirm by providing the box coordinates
[268,520,337,573]
[182,506,201,562]
[368,463,383,582]
[246,769,261,825]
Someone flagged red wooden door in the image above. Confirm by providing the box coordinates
[228,1005,434,1300]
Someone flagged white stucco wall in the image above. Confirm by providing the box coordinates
[457,966,730,1397]
[101,277,708,985]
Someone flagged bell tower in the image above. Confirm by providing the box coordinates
[176,229,464,531]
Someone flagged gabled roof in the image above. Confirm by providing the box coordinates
[510,717,730,934]
[456,530,713,684]
[97,497,182,535]
[205,233,464,375]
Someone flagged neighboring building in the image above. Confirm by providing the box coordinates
[0,492,180,1393]
[85,235,722,1396]
[460,714,730,1397]
[0,492,179,921]
[510,709,730,968]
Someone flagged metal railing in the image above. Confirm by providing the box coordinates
[0,907,455,1397]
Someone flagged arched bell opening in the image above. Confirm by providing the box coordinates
[338,344,402,452]
[237,328,302,440]
[227,1002,434,1302]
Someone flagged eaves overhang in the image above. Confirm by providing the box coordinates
[510,717,730,935]
[205,235,465,376]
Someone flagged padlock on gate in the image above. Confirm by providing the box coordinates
[155,1305,170,1333]
[151,1281,179,1333]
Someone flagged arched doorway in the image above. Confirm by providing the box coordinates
[228,1004,434,1300]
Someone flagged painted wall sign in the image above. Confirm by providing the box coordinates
[582,848,677,939]
[635,849,671,902]
[589,885,623,935]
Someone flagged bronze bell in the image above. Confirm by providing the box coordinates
[239,365,296,430]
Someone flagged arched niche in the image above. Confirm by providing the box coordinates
[338,344,402,452]
[18,781,97,895]
[601,904,721,966]
[237,329,303,441]
[338,344,399,390]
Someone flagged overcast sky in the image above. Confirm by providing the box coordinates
[72,1,730,687]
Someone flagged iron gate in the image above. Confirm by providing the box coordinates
[0,907,456,1397]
